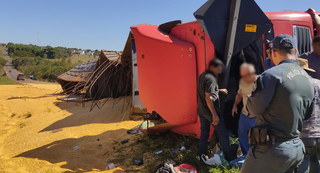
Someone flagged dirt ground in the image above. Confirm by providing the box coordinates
[0,84,142,173]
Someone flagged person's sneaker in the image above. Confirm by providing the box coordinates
[201,154,222,166]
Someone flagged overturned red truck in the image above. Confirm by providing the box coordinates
[128,0,320,139]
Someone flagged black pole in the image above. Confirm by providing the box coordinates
[220,0,241,112]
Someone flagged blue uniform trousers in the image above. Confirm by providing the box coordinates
[238,113,256,155]
[198,116,234,161]
[241,138,305,173]
[297,138,320,173]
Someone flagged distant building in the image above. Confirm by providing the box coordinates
[74,50,85,55]
[86,51,94,55]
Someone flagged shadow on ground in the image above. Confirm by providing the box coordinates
[40,97,131,132]
[15,129,129,173]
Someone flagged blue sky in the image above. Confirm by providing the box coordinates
[0,0,319,51]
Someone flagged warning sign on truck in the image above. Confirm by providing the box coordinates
[245,24,257,32]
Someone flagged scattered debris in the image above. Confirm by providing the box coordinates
[57,95,83,102]
[7,96,51,100]
[156,163,175,173]
[155,150,163,155]
[172,148,179,155]
[202,154,222,166]
[19,123,26,128]
[106,163,115,170]
[51,128,63,133]
[156,162,197,173]
[180,146,186,151]
[216,150,229,166]
[121,139,129,144]
[25,112,32,118]
[11,113,16,118]
[133,159,143,166]
[73,145,80,150]
[175,164,197,173]
[111,132,238,172]
[97,138,100,141]
[127,121,155,134]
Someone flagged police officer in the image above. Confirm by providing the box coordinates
[241,34,314,173]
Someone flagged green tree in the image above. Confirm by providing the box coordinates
[0,58,7,66]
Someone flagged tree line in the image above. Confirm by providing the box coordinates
[7,43,99,82]
[7,43,100,59]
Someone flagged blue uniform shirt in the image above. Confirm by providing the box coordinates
[247,59,314,138]
[264,57,274,70]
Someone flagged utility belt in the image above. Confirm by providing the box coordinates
[248,127,299,146]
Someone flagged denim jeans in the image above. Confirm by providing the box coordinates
[198,116,234,161]
[241,138,305,173]
[297,138,320,173]
[238,113,256,155]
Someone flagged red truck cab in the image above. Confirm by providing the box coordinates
[130,8,320,139]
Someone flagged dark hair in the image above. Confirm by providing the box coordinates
[274,48,296,56]
[208,58,224,69]
[313,35,320,44]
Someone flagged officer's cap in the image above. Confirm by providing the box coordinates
[271,34,295,50]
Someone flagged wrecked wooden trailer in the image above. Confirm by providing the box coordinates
[56,49,132,106]
[56,34,145,113]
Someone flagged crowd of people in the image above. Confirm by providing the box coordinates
[197,34,320,173]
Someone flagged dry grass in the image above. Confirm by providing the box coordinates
[68,54,97,63]
[48,54,97,64]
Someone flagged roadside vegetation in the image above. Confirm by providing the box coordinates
[112,132,240,173]
[12,57,76,82]
[0,45,14,85]
[0,45,9,79]
[6,43,100,82]
[0,76,16,85]
[0,46,3,59]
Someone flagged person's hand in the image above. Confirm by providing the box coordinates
[212,115,220,126]
[232,106,238,117]
[219,89,228,95]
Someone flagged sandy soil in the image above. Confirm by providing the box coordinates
[0,84,142,173]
